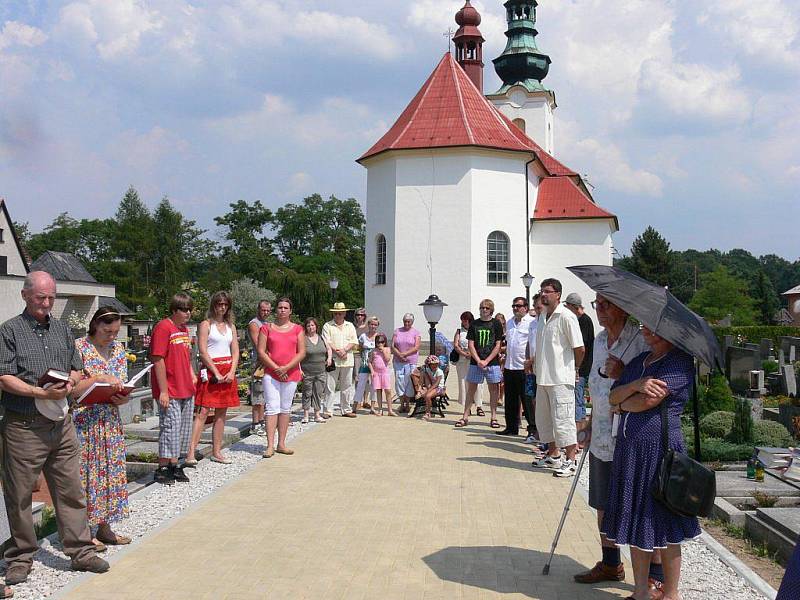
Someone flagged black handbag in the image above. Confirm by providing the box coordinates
[449,348,460,363]
[651,396,716,518]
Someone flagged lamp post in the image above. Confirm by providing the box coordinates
[521,272,534,306]
[328,275,339,302]
[419,294,447,355]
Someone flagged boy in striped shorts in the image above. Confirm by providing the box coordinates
[150,292,198,485]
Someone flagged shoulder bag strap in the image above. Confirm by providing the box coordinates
[660,396,669,454]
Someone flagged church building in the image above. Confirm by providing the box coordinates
[357,0,618,333]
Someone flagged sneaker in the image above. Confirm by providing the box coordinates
[153,466,175,485]
[532,454,562,469]
[553,458,577,477]
[171,464,190,483]
[250,424,267,436]
[523,434,538,444]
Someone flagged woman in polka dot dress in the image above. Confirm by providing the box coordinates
[601,327,700,600]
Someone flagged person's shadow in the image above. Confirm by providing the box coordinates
[422,546,630,599]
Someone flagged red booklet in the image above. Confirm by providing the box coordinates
[37,369,70,388]
[76,364,153,406]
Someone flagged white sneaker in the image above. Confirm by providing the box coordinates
[532,455,562,469]
[553,458,577,478]
[250,424,266,437]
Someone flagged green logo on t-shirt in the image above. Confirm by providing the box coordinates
[478,328,491,346]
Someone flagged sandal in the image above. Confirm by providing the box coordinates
[301,417,309,424]
[454,418,469,428]
[314,417,326,423]
[490,419,501,428]
[476,407,485,417]
[96,530,131,546]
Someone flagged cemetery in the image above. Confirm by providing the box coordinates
[694,333,800,566]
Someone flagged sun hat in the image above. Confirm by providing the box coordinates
[564,292,583,308]
[329,302,349,312]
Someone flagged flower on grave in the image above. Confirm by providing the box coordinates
[126,353,137,362]
[240,350,249,360]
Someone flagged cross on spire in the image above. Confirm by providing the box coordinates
[443,27,454,51]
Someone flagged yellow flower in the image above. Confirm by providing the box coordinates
[126,353,137,362]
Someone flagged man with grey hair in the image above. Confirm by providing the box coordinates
[0,271,109,586]
[322,302,359,417]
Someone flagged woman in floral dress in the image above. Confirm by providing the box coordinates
[71,307,131,549]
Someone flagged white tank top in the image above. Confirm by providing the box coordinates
[207,322,233,358]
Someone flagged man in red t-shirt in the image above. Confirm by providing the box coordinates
[150,292,197,485]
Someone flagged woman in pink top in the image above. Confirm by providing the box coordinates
[257,297,305,458]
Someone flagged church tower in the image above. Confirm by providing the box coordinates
[453,1,484,92]
[486,0,556,154]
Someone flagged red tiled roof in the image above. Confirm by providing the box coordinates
[357,52,575,177]
[534,176,618,229]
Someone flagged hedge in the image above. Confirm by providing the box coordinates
[700,411,734,438]
[712,326,800,349]
[753,420,794,447]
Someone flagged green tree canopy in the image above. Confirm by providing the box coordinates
[688,266,758,325]
[617,226,673,287]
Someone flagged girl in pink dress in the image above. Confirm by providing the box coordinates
[369,334,394,416]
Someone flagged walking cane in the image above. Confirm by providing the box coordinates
[542,436,591,575]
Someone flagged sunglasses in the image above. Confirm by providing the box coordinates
[479,307,492,311]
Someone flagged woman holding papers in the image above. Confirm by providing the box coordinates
[71,307,131,550]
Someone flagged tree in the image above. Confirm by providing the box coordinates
[213,200,276,285]
[229,278,276,332]
[618,226,673,287]
[688,266,758,325]
[752,270,780,324]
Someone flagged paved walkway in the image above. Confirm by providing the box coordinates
[63,407,631,599]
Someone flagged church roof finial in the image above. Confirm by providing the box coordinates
[452,0,485,92]
[492,0,552,94]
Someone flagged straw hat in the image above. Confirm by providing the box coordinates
[329,302,349,312]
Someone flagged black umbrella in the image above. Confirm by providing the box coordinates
[567,265,723,371]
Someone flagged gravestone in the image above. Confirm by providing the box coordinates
[760,338,773,360]
[791,345,797,363]
[722,335,734,358]
[744,343,760,353]
[726,346,760,394]
[784,364,798,398]
[780,349,786,368]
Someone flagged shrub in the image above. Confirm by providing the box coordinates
[751,491,778,508]
[753,420,793,447]
[700,374,736,415]
[762,360,779,375]
[700,411,734,438]
[729,398,754,444]
[694,438,753,462]
[712,325,800,349]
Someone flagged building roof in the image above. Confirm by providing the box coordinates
[99,296,135,315]
[30,251,97,283]
[782,284,800,296]
[357,52,574,177]
[0,199,30,273]
[534,176,618,229]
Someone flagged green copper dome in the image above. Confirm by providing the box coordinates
[492,0,551,94]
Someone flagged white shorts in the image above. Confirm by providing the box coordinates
[535,384,577,447]
[263,375,297,416]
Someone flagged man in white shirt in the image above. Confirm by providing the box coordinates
[321,303,359,417]
[531,278,585,477]
[573,294,659,588]
[498,296,534,437]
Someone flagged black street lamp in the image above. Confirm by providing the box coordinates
[521,272,534,306]
[328,275,339,302]
[419,294,447,355]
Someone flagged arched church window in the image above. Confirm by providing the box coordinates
[487,231,510,285]
[512,118,526,133]
[376,234,387,285]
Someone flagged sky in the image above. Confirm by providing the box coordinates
[0,0,798,259]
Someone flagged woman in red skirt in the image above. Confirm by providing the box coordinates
[186,291,240,465]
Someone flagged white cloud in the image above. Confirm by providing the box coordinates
[287,171,312,196]
[56,0,162,60]
[0,21,47,50]
[636,60,751,126]
[407,0,506,51]
[699,0,800,70]
[108,126,188,172]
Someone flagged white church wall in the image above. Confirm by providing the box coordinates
[488,87,555,154]
[465,153,537,333]
[0,205,28,276]
[364,158,398,334]
[530,219,615,326]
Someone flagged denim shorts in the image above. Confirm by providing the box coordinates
[466,364,502,384]
[575,375,587,421]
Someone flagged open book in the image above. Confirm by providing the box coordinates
[35,369,72,421]
[76,364,154,406]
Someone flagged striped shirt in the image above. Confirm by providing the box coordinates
[0,311,83,416]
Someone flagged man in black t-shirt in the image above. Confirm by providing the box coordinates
[455,299,504,429]
[564,293,594,427]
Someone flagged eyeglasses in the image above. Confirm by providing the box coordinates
[539,289,556,295]
[512,304,527,309]
[591,300,610,310]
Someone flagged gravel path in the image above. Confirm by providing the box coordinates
[576,451,772,600]
[6,420,318,599]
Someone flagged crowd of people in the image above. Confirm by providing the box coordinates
[0,270,745,600]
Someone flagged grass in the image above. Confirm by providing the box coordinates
[706,518,780,562]
[752,490,779,508]
[34,506,57,539]
[127,451,159,463]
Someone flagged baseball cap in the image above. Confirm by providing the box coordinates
[564,293,583,307]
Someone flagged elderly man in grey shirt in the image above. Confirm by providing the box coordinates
[0,271,109,586]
